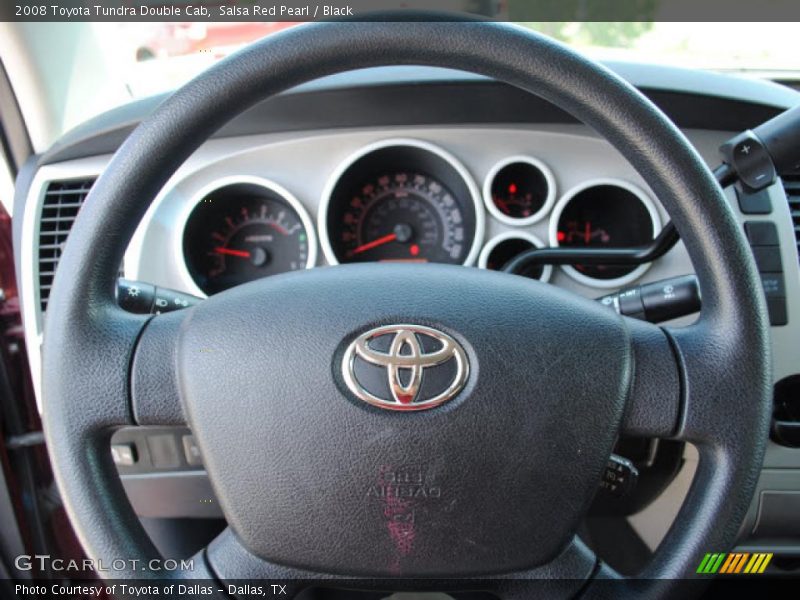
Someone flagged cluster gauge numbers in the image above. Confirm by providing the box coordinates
[183,184,311,295]
[332,171,470,264]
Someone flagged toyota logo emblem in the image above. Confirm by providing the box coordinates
[342,324,469,411]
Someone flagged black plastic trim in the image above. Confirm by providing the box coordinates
[38,82,786,166]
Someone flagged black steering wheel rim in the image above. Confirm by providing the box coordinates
[41,21,772,598]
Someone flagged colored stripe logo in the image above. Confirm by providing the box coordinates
[697,552,772,574]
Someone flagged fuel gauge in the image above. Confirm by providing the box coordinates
[483,156,556,226]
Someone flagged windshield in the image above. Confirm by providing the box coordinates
[106,22,799,99]
[11,21,800,141]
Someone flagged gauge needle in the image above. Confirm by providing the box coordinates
[351,233,397,255]
[214,247,251,258]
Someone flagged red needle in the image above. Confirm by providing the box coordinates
[351,233,397,255]
[214,247,251,258]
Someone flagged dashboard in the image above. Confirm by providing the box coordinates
[135,130,672,299]
[13,62,800,563]
[172,135,663,295]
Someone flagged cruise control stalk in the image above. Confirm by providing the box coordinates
[597,274,701,324]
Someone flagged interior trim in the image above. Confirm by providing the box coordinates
[20,159,105,411]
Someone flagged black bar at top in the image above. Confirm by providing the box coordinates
[4,0,800,22]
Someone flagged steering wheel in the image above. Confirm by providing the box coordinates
[42,22,772,599]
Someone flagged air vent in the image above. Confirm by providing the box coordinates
[38,179,95,311]
[784,172,800,267]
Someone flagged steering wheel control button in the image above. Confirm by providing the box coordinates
[146,434,181,469]
[598,454,638,498]
[342,324,468,411]
[110,443,137,466]
[182,435,203,466]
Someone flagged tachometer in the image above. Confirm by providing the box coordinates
[321,140,483,266]
[183,179,316,295]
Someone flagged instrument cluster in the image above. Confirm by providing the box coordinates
[180,139,662,295]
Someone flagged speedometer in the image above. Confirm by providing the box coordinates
[334,171,468,264]
[321,140,483,266]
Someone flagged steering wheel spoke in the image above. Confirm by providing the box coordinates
[665,321,772,446]
[620,317,681,439]
[620,313,769,446]
[130,309,188,426]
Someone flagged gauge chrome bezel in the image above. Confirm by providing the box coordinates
[482,155,557,227]
[478,230,553,283]
[177,175,318,298]
[548,178,662,289]
[318,138,485,266]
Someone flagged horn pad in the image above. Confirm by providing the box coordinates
[178,264,631,576]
